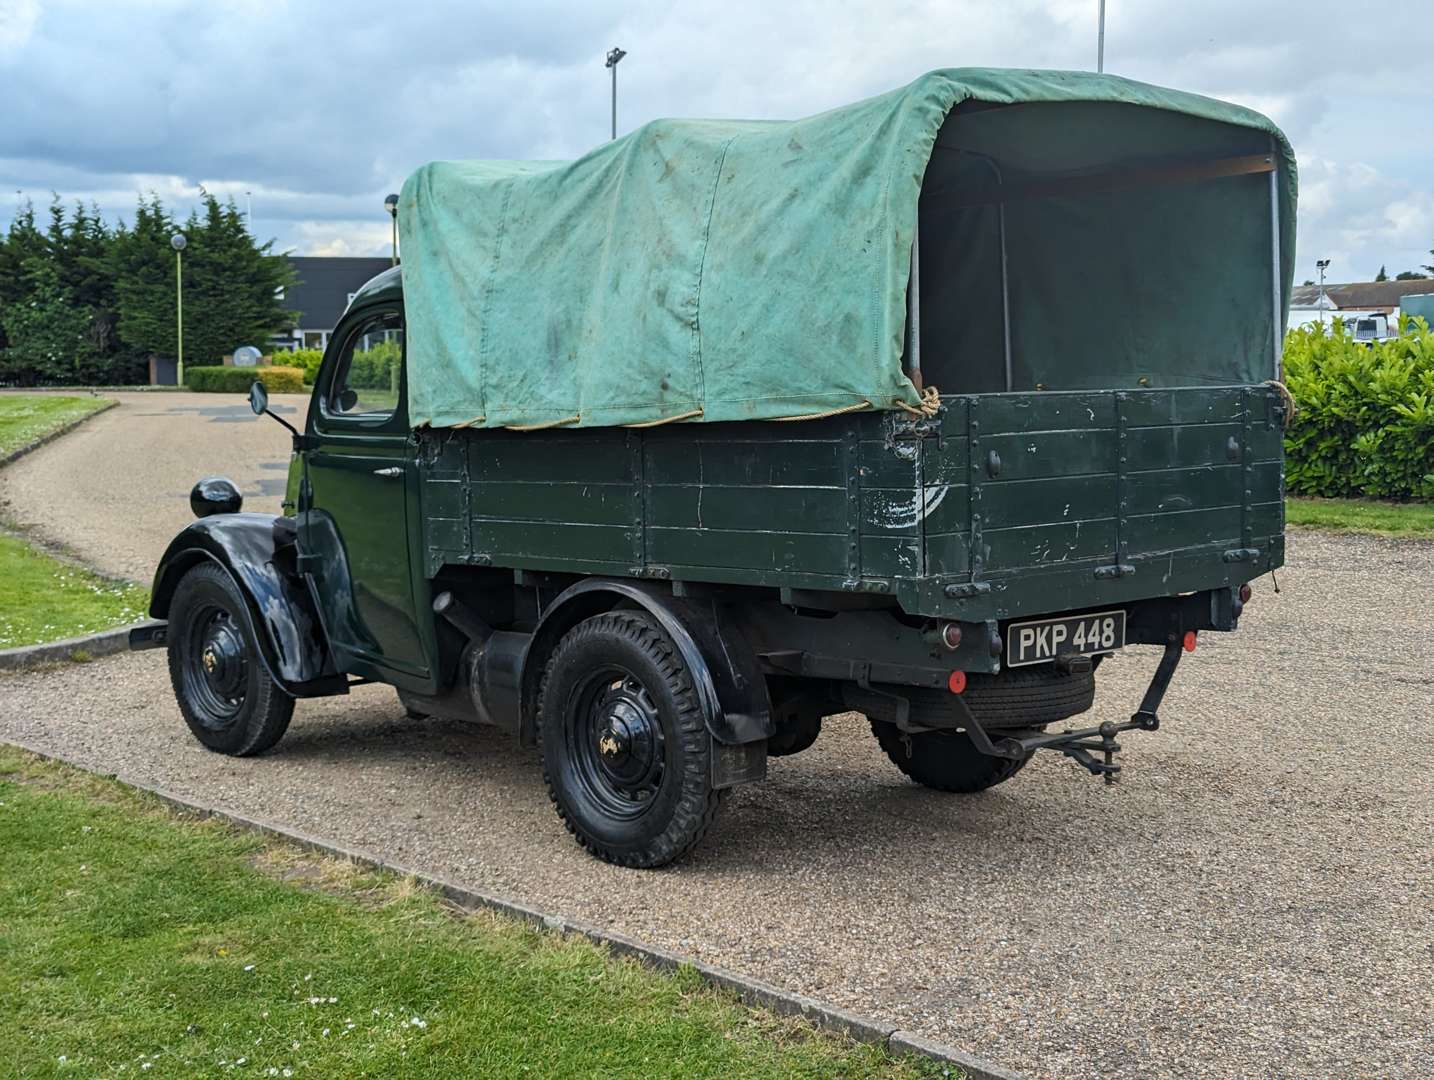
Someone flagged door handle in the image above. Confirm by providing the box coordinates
[372,466,403,478]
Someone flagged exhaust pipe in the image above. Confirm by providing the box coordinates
[433,590,493,645]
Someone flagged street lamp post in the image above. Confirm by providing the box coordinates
[1097,0,1106,72]
[171,233,187,386]
[384,193,399,266]
[1316,258,1331,324]
[605,47,627,140]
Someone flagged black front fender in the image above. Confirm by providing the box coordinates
[148,513,344,697]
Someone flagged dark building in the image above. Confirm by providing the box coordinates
[277,256,393,351]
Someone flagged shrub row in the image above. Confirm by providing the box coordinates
[185,365,306,394]
[286,347,324,384]
[279,343,398,390]
[1284,317,1434,501]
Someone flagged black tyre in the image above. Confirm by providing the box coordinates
[869,721,1032,793]
[537,611,725,868]
[166,562,294,756]
[961,664,1095,728]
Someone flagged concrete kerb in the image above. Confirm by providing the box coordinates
[0,620,160,672]
[0,398,118,469]
[3,737,1026,1080]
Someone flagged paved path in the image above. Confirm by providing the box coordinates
[0,390,307,582]
[1,394,1431,1078]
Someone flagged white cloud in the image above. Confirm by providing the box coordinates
[0,0,1430,279]
[0,0,39,57]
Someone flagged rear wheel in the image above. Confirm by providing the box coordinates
[537,611,724,868]
[870,721,1032,793]
[166,562,294,756]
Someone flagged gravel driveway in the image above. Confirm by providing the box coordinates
[0,390,304,582]
[2,520,1431,1078]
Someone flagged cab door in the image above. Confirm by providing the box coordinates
[301,305,429,683]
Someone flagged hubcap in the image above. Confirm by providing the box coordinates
[569,669,666,819]
[183,601,248,727]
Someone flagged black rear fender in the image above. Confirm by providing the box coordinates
[521,579,774,755]
[148,513,344,697]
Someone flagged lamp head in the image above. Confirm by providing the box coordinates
[605,46,626,68]
[170,233,186,252]
[384,193,399,219]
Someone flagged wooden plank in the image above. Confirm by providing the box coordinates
[1125,423,1242,469]
[924,532,970,577]
[472,480,634,527]
[648,484,846,534]
[648,526,848,576]
[974,392,1115,435]
[858,439,922,488]
[980,428,1118,482]
[470,436,630,484]
[1118,388,1248,428]
[646,438,842,486]
[474,519,633,564]
[1124,505,1243,554]
[981,518,1117,572]
[1123,461,1282,516]
[861,535,921,579]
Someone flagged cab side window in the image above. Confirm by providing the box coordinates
[323,311,403,421]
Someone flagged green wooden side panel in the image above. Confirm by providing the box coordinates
[416,383,1286,621]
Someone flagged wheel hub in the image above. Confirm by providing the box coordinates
[593,692,659,789]
[199,617,247,700]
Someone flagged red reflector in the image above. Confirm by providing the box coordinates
[1238,583,1253,604]
[948,670,967,694]
[1183,631,1198,653]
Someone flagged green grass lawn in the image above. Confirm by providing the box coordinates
[1286,496,1434,539]
[0,531,149,649]
[0,394,112,458]
[0,748,946,1079]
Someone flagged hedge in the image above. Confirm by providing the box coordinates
[185,365,306,394]
[288,347,324,384]
[1284,316,1434,501]
[281,344,398,390]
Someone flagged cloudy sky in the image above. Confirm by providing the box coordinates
[2,0,1430,283]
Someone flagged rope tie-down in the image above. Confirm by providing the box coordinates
[891,385,942,419]
[1263,379,1296,428]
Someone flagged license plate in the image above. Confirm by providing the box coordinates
[1006,610,1126,667]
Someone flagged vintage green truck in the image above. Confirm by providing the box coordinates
[134,69,1294,866]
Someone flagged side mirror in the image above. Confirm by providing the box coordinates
[337,388,359,413]
[249,380,269,416]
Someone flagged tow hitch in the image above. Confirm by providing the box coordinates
[927,639,1184,784]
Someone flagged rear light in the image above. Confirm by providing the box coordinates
[948,670,967,694]
[1238,583,1252,604]
[941,622,962,650]
[1183,630,1198,653]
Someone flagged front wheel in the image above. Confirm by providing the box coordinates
[869,720,1032,793]
[166,562,294,756]
[537,611,725,868]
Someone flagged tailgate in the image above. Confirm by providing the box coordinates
[916,385,1285,619]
